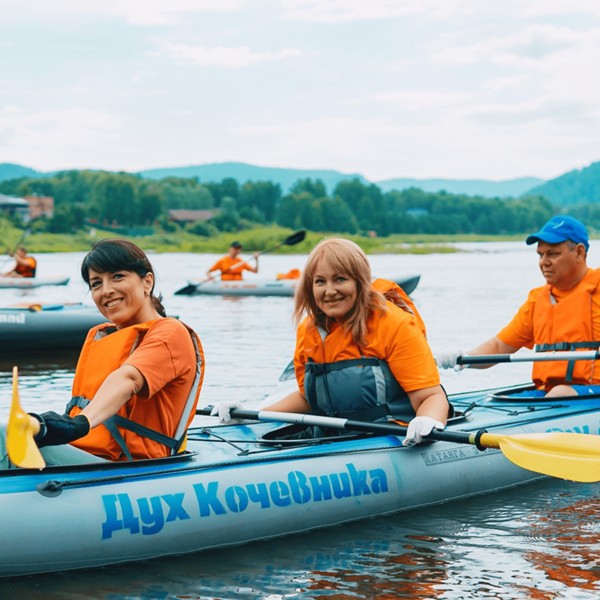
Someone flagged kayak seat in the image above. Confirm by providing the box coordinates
[258,423,368,447]
[258,409,470,447]
[489,383,589,402]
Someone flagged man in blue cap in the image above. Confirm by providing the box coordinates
[436,215,600,398]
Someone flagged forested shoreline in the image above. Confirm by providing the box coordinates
[0,170,561,241]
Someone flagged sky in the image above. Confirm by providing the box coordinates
[1,0,600,182]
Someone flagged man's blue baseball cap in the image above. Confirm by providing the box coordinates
[526,215,589,251]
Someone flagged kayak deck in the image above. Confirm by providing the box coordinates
[1,386,598,578]
[0,276,70,289]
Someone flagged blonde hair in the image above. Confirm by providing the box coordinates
[294,238,386,346]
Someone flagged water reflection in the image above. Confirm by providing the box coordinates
[0,349,79,373]
[524,493,600,594]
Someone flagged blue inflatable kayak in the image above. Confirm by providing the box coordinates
[1,384,598,578]
[0,303,107,352]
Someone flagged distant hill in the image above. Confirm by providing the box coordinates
[526,161,600,206]
[376,176,544,197]
[0,162,42,181]
[139,162,547,197]
[9,159,600,205]
[139,162,369,195]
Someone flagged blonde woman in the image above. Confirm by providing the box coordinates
[213,238,448,445]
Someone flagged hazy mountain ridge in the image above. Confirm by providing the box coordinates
[2,159,599,204]
[0,162,41,183]
[526,161,600,206]
[375,176,543,197]
[139,162,370,196]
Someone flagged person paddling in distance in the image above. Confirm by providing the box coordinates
[436,215,600,398]
[1,246,37,278]
[211,237,449,445]
[0,239,205,467]
[206,240,259,281]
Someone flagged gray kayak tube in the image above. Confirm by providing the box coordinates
[0,303,108,352]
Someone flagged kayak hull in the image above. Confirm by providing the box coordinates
[0,303,107,352]
[182,274,420,297]
[1,387,598,577]
[0,276,70,289]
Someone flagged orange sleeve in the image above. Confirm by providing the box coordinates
[293,307,439,396]
[125,318,197,398]
[210,256,249,275]
[592,289,600,341]
[496,291,537,350]
[123,318,202,459]
[208,257,227,273]
[373,306,440,392]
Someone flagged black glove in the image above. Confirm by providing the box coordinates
[30,411,91,448]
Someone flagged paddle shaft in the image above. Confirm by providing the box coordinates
[213,230,306,277]
[458,350,600,365]
[199,250,267,286]
[196,407,489,447]
[0,228,30,272]
[175,230,306,295]
[199,405,600,482]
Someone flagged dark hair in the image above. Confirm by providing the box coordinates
[81,239,166,317]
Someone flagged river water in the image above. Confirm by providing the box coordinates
[0,242,599,598]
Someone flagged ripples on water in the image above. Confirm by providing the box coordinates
[0,244,599,598]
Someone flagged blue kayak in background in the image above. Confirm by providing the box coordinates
[0,303,107,352]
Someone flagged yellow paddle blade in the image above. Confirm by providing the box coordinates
[487,432,600,483]
[7,366,45,469]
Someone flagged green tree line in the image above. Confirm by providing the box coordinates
[0,169,556,236]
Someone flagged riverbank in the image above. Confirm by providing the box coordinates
[1,223,527,255]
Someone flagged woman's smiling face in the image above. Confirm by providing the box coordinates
[312,258,358,322]
[88,268,153,329]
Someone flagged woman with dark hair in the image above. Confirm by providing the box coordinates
[1,239,204,467]
[212,237,448,445]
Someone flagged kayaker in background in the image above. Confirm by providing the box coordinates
[436,215,600,398]
[211,237,449,445]
[1,246,37,277]
[206,240,259,280]
[0,239,205,467]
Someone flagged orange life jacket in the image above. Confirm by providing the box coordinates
[15,256,36,278]
[371,278,427,337]
[219,256,246,280]
[67,319,203,460]
[531,269,600,389]
[276,268,301,280]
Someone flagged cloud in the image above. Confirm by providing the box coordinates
[491,0,600,19]
[157,43,302,68]
[373,90,471,110]
[107,0,247,26]
[0,106,120,171]
[280,0,461,22]
[434,24,592,67]
[1,0,246,26]
[227,106,597,180]
[281,0,600,23]
[430,23,600,121]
